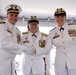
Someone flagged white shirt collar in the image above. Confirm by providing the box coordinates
[29,31,38,36]
[57,23,66,30]
[5,19,15,30]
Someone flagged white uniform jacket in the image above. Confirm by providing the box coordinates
[20,31,51,75]
[0,20,28,75]
[36,23,76,69]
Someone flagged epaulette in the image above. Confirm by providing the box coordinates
[68,23,76,25]
[0,21,5,24]
[41,32,48,37]
[50,27,56,31]
[22,32,28,34]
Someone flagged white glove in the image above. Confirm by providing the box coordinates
[31,47,36,55]
[46,71,51,75]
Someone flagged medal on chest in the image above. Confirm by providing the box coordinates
[39,36,46,48]
[16,33,21,44]
[68,29,76,40]
[23,37,29,43]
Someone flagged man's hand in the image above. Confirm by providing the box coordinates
[46,71,51,75]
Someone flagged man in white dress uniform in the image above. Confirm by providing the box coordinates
[20,16,51,75]
[35,8,76,75]
[0,4,34,75]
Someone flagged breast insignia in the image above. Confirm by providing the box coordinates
[23,37,29,43]
[53,33,60,39]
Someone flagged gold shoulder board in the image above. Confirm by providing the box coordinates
[0,21,5,24]
[41,32,48,37]
[22,32,28,34]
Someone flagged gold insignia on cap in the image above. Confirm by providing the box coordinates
[30,16,38,20]
[28,16,39,24]
[6,4,22,14]
[55,8,64,14]
[54,8,66,16]
[11,5,17,9]
[57,8,62,12]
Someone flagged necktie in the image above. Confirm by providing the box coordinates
[59,27,64,34]
[60,27,64,31]
[32,34,37,37]
[32,34,37,42]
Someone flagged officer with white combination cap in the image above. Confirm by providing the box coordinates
[0,4,34,75]
[34,8,76,75]
[20,16,51,75]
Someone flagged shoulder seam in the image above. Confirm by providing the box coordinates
[50,27,56,31]
[16,27,20,32]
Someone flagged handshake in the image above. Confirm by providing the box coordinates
[24,46,36,55]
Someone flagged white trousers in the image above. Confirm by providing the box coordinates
[55,67,76,75]
[21,68,44,75]
[25,74,44,75]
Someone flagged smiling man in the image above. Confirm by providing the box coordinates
[0,4,35,75]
